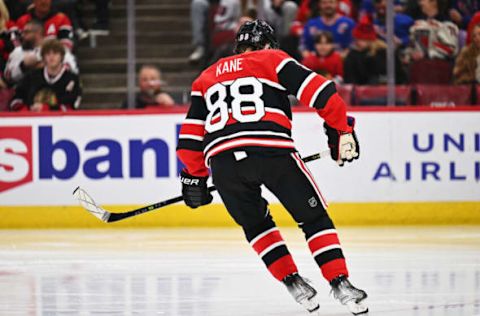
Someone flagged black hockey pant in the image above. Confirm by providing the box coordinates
[210,151,349,282]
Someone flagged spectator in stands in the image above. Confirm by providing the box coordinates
[122,65,174,109]
[302,31,343,81]
[448,0,479,30]
[90,0,110,34]
[259,0,298,40]
[372,0,414,47]
[0,0,16,88]
[10,39,81,112]
[53,0,88,39]
[466,12,480,44]
[189,0,210,63]
[208,0,241,65]
[344,16,406,84]
[408,0,458,61]
[16,0,75,50]
[301,0,355,56]
[404,0,449,21]
[453,24,480,84]
[5,20,78,85]
[5,0,31,21]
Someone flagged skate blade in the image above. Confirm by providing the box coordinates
[346,300,368,315]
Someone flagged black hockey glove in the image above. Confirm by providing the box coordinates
[180,170,213,209]
[324,116,360,167]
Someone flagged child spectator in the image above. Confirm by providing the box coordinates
[122,65,174,109]
[5,19,78,85]
[301,0,355,55]
[344,16,406,84]
[16,0,74,50]
[453,24,480,84]
[10,39,81,112]
[302,31,343,81]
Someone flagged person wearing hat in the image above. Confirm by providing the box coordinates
[343,15,405,85]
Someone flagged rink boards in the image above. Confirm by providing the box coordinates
[1,107,479,227]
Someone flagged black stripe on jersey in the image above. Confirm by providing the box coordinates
[263,245,291,267]
[312,82,337,110]
[177,139,203,151]
[186,96,209,120]
[313,248,345,267]
[301,215,335,240]
[277,61,312,97]
[204,121,292,145]
[262,85,292,120]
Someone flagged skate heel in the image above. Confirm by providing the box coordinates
[330,275,368,315]
[283,273,320,313]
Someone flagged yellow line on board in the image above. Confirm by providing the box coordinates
[1,202,479,228]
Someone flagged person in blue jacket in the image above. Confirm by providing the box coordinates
[301,0,355,55]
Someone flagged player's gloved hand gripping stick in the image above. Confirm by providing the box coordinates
[324,116,360,166]
[73,150,331,223]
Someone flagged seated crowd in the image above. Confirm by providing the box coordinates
[191,0,480,99]
[0,0,110,112]
[1,0,479,111]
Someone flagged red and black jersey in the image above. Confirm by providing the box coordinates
[10,65,81,112]
[177,49,351,176]
[16,10,73,49]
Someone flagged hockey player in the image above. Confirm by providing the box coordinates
[176,20,368,315]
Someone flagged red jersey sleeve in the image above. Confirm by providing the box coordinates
[273,50,352,133]
[176,78,209,177]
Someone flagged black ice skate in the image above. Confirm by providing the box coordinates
[330,275,368,315]
[283,273,320,314]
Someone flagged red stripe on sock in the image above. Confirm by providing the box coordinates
[320,258,349,282]
[267,254,298,281]
[308,233,340,253]
[252,230,283,254]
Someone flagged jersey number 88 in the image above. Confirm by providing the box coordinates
[205,77,265,133]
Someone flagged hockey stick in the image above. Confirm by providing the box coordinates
[73,150,331,223]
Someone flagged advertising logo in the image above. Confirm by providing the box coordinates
[0,126,33,193]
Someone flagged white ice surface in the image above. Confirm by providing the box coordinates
[0,227,479,316]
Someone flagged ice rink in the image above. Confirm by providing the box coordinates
[0,227,479,316]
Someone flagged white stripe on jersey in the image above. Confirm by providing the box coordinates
[275,58,296,73]
[309,80,332,108]
[178,134,204,141]
[265,106,289,118]
[296,72,316,100]
[205,138,295,165]
[191,91,203,97]
[257,78,286,91]
[203,130,292,154]
[311,244,341,258]
[306,229,338,243]
[183,118,205,125]
[258,241,286,258]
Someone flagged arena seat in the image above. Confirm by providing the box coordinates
[0,88,14,112]
[476,85,480,105]
[415,84,472,106]
[337,84,353,105]
[353,85,412,106]
[409,59,453,84]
